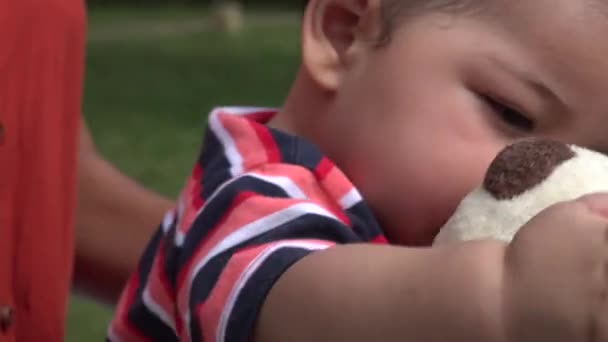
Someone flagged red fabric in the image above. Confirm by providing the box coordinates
[0,0,85,341]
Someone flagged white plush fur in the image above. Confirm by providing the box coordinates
[433,145,608,245]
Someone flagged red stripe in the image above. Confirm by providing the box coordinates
[371,234,389,244]
[246,110,276,123]
[199,240,336,341]
[314,157,334,181]
[250,120,281,164]
[199,243,275,341]
[332,207,351,226]
[192,300,206,340]
[154,239,182,335]
[112,272,154,342]
[312,158,352,225]
[175,191,258,294]
[178,165,206,234]
[192,163,204,209]
[157,242,174,299]
[219,112,269,172]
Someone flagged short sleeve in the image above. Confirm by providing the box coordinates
[108,166,366,342]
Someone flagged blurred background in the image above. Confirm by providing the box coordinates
[69,1,300,339]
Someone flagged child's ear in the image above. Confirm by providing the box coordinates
[302,0,382,91]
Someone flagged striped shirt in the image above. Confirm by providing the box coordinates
[108,107,388,342]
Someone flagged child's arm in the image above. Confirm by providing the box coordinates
[256,197,608,342]
[256,241,507,342]
[106,159,607,342]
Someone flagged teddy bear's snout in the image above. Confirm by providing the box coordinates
[483,139,575,200]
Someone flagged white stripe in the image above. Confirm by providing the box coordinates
[173,171,247,248]
[142,287,177,333]
[162,210,176,234]
[209,109,243,176]
[183,202,338,339]
[201,171,309,216]
[184,311,192,342]
[248,173,308,199]
[216,241,331,342]
[173,173,251,248]
[173,195,186,240]
[216,106,277,116]
[339,188,362,209]
[175,231,186,247]
[207,106,278,176]
[175,171,310,247]
[187,202,336,286]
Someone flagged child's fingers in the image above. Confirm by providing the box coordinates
[506,194,608,341]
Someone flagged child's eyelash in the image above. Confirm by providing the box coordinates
[479,94,535,132]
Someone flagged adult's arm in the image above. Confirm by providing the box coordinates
[73,119,175,305]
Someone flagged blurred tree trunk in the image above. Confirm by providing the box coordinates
[211,0,244,34]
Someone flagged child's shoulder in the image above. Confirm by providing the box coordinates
[108,106,388,342]
[197,106,334,194]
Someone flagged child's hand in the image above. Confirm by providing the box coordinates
[503,193,608,341]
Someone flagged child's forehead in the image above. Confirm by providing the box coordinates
[482,0,604,32]
[491,0,608,85]
[408,0,608,151]
[503,1,608,142]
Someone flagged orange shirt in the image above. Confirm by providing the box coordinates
[0,0,85,341]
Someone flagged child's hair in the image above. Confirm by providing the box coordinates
[378,0,480,44]
[303,0,481,45]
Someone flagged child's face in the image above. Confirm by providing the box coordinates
[295,0,608,245]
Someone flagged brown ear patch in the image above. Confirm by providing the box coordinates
[483,139,575,200]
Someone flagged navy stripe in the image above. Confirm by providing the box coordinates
[162,216,181,291]
[267,128,297,163]
[135,227,163,295]
[294,138,325,172]
[249,213,360,244]
[200,126,233,199]
[346,201,386,241]
[187,213,355,309]
[127,298,179,342]
[187,253,232,340]
[177,175,292,271]
[127,228,179,341]
[225,247,314,342]
[190,315,204,342]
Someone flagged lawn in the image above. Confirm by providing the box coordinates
[66,6,300,340]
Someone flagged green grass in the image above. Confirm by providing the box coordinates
[87,5,207,27]
[86,4,299,31]
[66,7,300,340]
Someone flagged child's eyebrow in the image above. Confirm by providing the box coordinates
[487,56,557,102]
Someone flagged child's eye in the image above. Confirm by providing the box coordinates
[481,95,535,133]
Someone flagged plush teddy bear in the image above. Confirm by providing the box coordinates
[433,139,608,245]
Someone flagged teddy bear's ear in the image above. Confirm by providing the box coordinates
[483,139,575,200]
